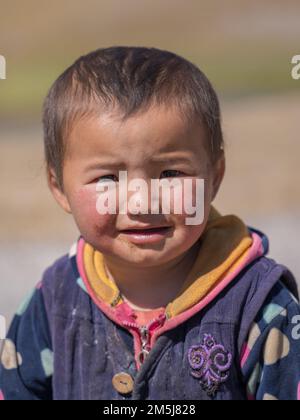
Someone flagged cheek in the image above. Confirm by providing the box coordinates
[173,217,206,240]
[70,187,116,235]
[167,178,210,218]
[169,178,212,238]
[171,205,211,253]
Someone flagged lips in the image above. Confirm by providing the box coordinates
[121,227,171,234]
[119,226,173,244]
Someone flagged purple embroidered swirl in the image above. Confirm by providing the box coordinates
[188,334,232,396]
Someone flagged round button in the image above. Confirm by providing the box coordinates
[112,372,134,395]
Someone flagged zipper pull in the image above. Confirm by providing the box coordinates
[138,325,150,365]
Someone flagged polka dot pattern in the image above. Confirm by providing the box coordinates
[247,323,261,350]
[263,393,278,400]
[0,339,22,370]
[247,363,262,397]
[77,277,88,293]
[264,328,290,366]
[16,289,35,316]
[263,304,286,324]
[40,348,54,378]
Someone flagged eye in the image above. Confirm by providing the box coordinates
[96,174,119,183]
[160,170,183,179]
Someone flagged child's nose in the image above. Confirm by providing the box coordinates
[126,179,155,215]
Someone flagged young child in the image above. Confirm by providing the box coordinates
[1,47,299,401]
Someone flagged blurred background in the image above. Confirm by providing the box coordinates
[0,0,300,324]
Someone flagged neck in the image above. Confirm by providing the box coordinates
[103,240,200,310]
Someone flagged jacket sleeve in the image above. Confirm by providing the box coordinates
[0,285,53,400]
[240,281,300,400]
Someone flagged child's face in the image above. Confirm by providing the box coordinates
[49,104,224,268]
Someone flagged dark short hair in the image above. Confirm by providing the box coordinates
[43,46,224,189]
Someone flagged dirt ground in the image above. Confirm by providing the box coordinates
[0,92,299,323]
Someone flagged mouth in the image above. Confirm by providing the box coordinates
[121,226,171,234]
[119,226,173,244]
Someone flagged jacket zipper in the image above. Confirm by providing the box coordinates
[122,314,166,365]
[138,325,150,364]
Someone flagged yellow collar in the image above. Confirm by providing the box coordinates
[81,206,253,319]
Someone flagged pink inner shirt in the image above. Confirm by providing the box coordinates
[130,306,166,326]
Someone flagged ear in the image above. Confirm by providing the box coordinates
[47,167,72,214]
[211,154,226,202]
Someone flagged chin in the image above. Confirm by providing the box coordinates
[116,246,180,267]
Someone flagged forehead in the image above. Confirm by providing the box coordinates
[66,104,208,163]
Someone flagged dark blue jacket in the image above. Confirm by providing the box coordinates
[1,246,298,400]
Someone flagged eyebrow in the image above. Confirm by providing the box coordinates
[85,155,194,172]
[85,161,124,171]
[151,155,194,165]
